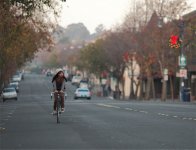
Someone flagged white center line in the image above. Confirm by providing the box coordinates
[125,108,133,111]
[139,110,148,114]
[97,104,120,109]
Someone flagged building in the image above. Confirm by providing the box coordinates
[183,10,196,100]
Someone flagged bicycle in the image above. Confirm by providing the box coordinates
[51,91,65,123]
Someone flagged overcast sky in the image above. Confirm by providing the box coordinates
[57,0,196,34]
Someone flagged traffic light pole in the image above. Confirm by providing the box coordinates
[161,16,187,101]
[178,20,185,101]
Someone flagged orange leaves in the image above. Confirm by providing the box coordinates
[123,51,130,62]
[0,1,53,72]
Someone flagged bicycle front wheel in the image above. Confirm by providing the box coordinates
[56,99,60,123]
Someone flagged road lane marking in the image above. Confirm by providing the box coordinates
[173,116,178,118]
[97,103,120,109]
[125,108,133,111]
[158,113,164,116]
[139,110,148,114]
[97,104,195,122]
[158,113,170,117]
[125,108,149,114]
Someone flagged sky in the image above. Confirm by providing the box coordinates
[57,0,196,34]
[58,0,131,33]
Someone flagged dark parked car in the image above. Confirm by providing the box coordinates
[46,71,52,77]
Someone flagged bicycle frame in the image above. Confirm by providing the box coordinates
[51,91,65,124]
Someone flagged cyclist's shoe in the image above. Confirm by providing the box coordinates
[61,108,65,112]
[52,110,57,115]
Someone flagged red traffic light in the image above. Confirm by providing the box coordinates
[169,35,180,49]
[170,35,179,45]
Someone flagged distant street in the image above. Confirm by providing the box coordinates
[0,74,196,149]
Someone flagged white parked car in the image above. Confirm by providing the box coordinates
[1,87,18,102]
[74,88,91,100]
[71,76,82,85]
[12,75,21,82]
[9,82,19,93]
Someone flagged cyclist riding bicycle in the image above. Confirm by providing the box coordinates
[52,68,67,115]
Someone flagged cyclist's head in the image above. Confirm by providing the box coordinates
[56,68,63,74]
[56,68,64,77]
[52,68,66,82]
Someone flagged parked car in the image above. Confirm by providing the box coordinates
[16,71,24,80]
[78,80,89,88]
[74,87,91,100]
[8,82,19,93]
[12,75,21,82]
[46,71,52,77]
[1,87,18,102]
[71,76,82,86]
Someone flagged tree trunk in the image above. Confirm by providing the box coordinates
[145,76,152,100]
[122,77,125,99]
[152,77,156,99]
[170,76,174,100]
[135,80,140,100]
[161,78,167,101]
[145,68,153,100]
[129,75,135,99]
[138,78,144,100]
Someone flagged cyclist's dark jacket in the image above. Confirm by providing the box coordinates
[52,79,66,91]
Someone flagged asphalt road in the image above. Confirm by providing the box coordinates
[0,74,196,150]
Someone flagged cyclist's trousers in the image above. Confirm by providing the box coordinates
[53,93,64,110]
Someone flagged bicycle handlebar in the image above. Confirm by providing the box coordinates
[51,91,65,93]
[51,91,65,98]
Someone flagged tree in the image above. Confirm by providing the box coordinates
[122,0,191,100]
[77,39,108,76]
[0,0,66,90]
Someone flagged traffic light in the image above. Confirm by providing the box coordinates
[169,35,181,49]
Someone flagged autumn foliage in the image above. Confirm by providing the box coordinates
[0,0,65,89]
[73,0,195,100]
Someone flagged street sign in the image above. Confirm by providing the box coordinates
[163,68,168,75]
[179,54,186,67]
[164,75,168,81]
[179,69,187,78]
[176,72,180,77]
